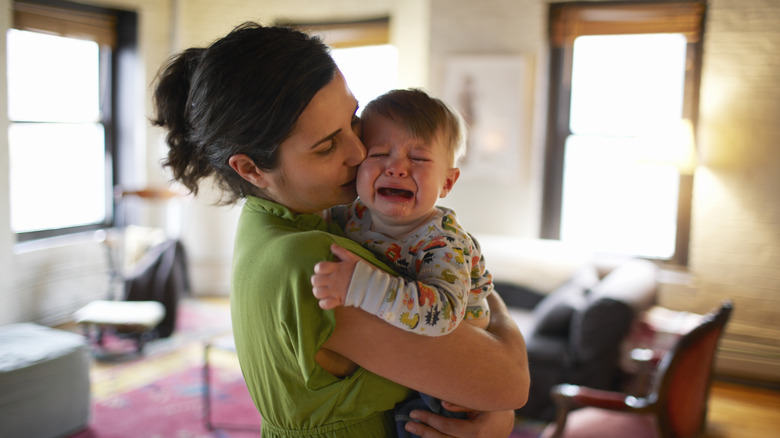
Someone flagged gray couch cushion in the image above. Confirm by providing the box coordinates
[533,298,580,336]
[531,267,598,336]
[494,282,545,309]
[571,297,634,362]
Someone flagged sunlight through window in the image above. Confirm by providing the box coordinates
[7,29,107,234]
[560,34,687,258]
[332,44,398,114]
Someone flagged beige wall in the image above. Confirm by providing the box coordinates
[428,0,546,238]
[686,0,780,381]
[1,0,778,383]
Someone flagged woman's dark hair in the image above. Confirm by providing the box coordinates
[152,23,337,203]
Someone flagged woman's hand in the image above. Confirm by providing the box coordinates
[404,405,516,438]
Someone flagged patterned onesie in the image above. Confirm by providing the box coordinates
[333,199,492,336]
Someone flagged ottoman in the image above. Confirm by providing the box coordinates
[73,300,166,353]
[0,323,91,438]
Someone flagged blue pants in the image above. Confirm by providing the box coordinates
[395,393,467,438]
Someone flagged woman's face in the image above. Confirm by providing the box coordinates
[262,70,366,214]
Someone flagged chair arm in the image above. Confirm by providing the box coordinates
[551,384,652,412]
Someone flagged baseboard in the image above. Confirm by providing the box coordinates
[715,337,780,388]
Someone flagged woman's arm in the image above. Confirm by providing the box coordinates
[323,290,530,412]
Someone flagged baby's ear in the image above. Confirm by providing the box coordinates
[439,168,461,198]
[228,154,270,189]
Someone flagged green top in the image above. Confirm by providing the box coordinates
[231,196,412,437]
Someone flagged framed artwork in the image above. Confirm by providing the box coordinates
[443,55,528,181]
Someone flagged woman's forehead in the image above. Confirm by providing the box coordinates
[287,71,356,143]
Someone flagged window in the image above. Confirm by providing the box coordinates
[287,18,398,114]
[331,44,398,115]
[7,1,136,242]
[542,1,705,264]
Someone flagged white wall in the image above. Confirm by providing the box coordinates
[428,0,547,238]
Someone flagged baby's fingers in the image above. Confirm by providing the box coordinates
[313,260,336,275]
[311,280,342,309]
[329,244,360,264]
[316,296,342,310]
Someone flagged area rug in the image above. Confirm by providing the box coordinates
[71,364,261,438]
[67,298,546,437]
[68,298,260,437]
[71,360,543,438]
[511,417,546,438]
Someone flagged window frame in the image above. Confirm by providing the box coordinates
[541,0,706,265]
[9,0,137,242]
[279,16,390,48]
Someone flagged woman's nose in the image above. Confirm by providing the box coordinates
[344,134,366,167]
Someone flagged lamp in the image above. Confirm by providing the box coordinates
[637,118,698,174]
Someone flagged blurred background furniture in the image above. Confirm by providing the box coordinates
[0,323,91,438]
[74,299,165,353]
[203,331,262,432]
[73,228,189,355]
[477,236,659,420]
[540,299,733,438]
[72,187,188,355]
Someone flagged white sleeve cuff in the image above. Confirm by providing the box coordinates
[343,260,394,315]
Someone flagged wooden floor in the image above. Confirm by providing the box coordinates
[703,379,780,437]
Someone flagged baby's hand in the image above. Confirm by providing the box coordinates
[311,244,360,310]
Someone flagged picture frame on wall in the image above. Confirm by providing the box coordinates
[442,55,528,182]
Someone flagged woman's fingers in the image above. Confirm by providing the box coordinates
[406,409,516,438]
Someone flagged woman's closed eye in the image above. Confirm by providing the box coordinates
[316,136,338,156]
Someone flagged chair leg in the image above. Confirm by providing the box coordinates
[135,328,158,353]
[201,338,262,433]
[545,387,573,438]
[545,405,571,438]
[204,343,214,430]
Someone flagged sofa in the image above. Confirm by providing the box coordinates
[476,236,659,420]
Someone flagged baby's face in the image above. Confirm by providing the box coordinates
[356,114,459,232]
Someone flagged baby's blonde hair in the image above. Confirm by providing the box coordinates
[361,89,467,167]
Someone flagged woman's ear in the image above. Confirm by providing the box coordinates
[228,154,270,189]
[439,168,461,198]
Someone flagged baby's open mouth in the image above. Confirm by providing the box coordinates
[378,187,413,199]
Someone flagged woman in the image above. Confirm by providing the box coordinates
[152,23,529,437]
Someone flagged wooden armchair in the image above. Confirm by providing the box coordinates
[541,300,733,438]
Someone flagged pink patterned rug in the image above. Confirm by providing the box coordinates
[71,365,261,438]
[70,362,544,437]
[67,298,546,437]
